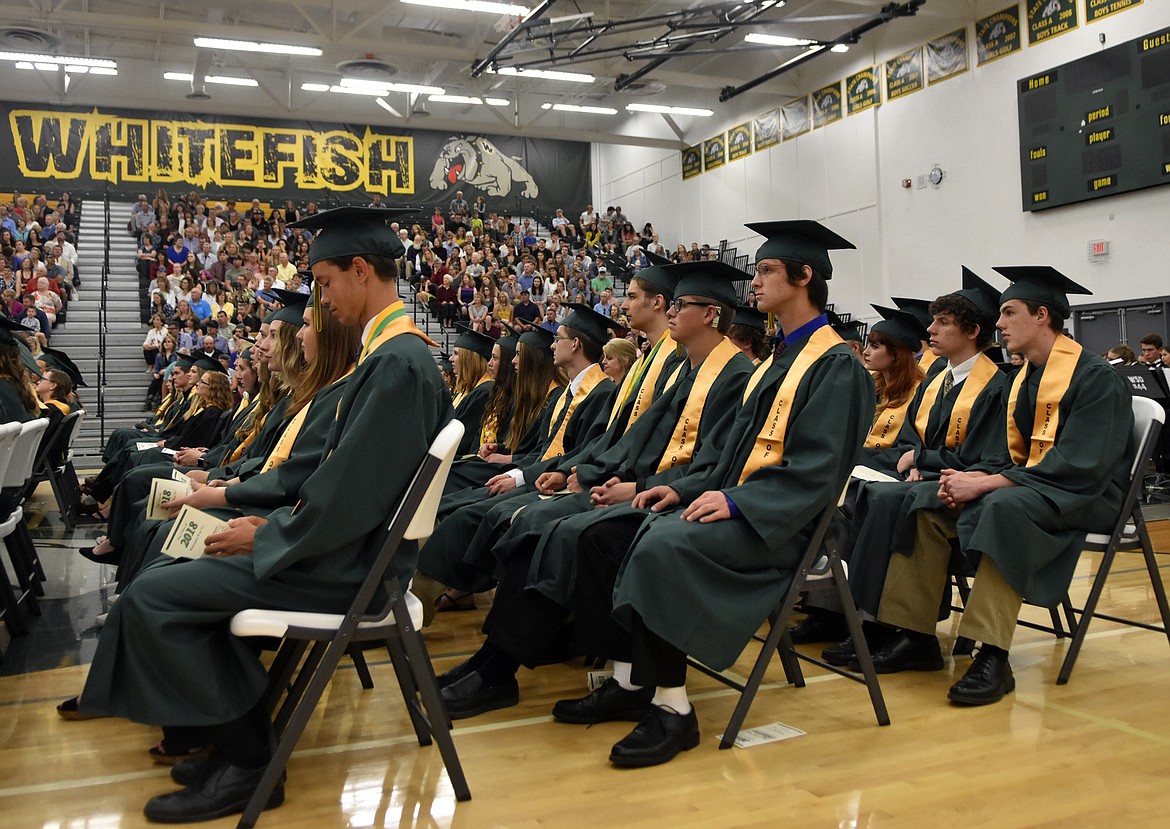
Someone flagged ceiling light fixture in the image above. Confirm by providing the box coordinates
[340,77,446,95]
[429,94,509,106]
[541,102,616,115]
[193,37,322,56]
[302,81,446,97]
[744,33,816,47]
[400,0,531,15]
[0,51,116,69]
[831,43,850,53]
[626,102,714,117]
[164,72,258,87]
[492,66,595,83]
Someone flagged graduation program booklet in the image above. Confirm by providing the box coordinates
[146,476,194,521]
[135,440,159,451]
[160,505,228,559]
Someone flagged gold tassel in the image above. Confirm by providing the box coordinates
[312,280,323,332]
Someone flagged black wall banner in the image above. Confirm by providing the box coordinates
[727,122,753,162]
[812,83,843,129]
[1086,0,1141,24]
[753,109,780,150]
[886,48,924,100]
[681,144,703,180]
[703,134,727,171]
[782,97,810,140]
[977,5,1024,65]
[927,28,970,84]
[1028,0,1078,44]
[0,103,591,213]
[847,67,882,114]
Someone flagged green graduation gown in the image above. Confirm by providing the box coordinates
[847,362,1008,615]
[609,330,873,671]
[508,350,755,609]
[417,374,616,593]
[891,349,1132,606]
[79,322,452,726]
[453,380,493,456]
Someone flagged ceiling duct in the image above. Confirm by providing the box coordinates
[617,80,666,97]
[186,48,213,100]
[0,27,60,52]
[335,58,400,82]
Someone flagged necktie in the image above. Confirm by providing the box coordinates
[772,337,787,360]
[942,369,954,397]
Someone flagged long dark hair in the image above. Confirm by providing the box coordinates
[507,341,565,448]
[0,344,39,415]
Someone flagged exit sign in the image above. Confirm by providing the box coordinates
[1087,239,1110,260]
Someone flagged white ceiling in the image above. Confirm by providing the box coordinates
[0,0,982,148]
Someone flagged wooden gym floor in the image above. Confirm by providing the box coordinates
[1,519,1168,828]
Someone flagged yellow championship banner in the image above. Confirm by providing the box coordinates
[0,103,593,209]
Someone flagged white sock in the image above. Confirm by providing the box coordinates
[651,685,691,715]
[611,661,641,691]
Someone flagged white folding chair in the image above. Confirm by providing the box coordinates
[1055,396,1170,684]
[28,410,86,531]
[229,419,468,828]
[1,418,50,618]
[688,485,891,749]
[0,422,28,636]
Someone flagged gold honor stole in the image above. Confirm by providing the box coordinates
[1006,334,1082,467]
[227,411,267,463]
[865,391,917,449]
[358,302,438,365]
[738,326,844,485]
[541,363,607,461]
[261,367,356,473]
[606,331,677,429]
[454,373,492,409]
[655,338,741,473]
[919,351,942,373]
[913,353,1000,449]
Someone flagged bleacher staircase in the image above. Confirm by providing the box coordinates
[64,201,150,467]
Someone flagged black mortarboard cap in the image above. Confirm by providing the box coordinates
[194,355,227,374]
[289,206,415,265]
[0,316,26,350]
[40,347,86,387]
[453,325,496,361]
[871,304,930,351]
[744,220,855,279]
[270,289,308,327]
[629,262,680,300]
[890,297,934,330]
[993,265,1090,318]
[644,249,672,268]
[436,351,453,374]
[671,261,744,308]
[519,326,556,351]
[496,332,518,357]
[951,266,1002,325]
[563,303,624,347]
[270,288,306,309]
[176,353,197,369]
[20,343,42,377]
[733,305,767,333]
[827,310,865,343]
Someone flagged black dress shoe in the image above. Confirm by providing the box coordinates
[144,761,283,823]
[821,636,857,667]
[609,705,701,768]
[850,631,943,674]
[789,611,850,645]
[440,671,519,720]
[172,757,286,790]
[552,678,654,724]
[435,659,477,690]
[948,649,1015,705]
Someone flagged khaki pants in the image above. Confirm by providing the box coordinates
[877,509,1023,650]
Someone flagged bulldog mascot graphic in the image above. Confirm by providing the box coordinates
[429,136,540,198]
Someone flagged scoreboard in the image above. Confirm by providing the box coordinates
[1017,25,1170,212]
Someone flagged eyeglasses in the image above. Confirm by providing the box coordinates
[669,298,715,313]
[754,262,785,278]
[553,334,576,343]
